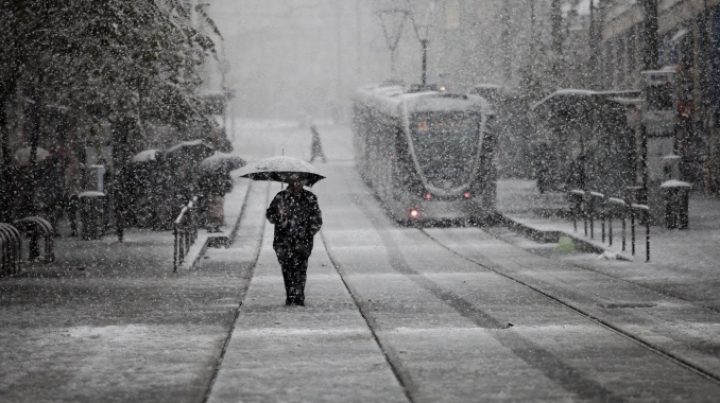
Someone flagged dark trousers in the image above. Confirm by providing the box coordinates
[274,246,310,303]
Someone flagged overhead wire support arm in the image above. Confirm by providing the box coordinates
[375,7,410,80]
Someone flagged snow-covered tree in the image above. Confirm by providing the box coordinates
[0,0,220,224]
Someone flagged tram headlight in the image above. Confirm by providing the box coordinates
[410,209,420,218]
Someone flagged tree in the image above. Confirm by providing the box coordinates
[0,0,220,233]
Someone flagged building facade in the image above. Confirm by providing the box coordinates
[601,0,720,192]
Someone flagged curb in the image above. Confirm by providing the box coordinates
[495,213,633,261]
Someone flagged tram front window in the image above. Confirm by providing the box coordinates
[410,112,481,190]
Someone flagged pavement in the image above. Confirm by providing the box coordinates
[0,173,256,403]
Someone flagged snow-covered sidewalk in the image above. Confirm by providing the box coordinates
[0,175,255,403]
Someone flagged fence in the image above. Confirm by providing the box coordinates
[173,196,199,272]
[0,223,21,276]
[568,189,651,262]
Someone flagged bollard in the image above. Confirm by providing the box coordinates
[630,203,650,261]
[568,190,584,233]
[647,212,651,262]
[630,210,635,256]
[607,198,627,247]
[622,214,626,252]
[588,192,604,240]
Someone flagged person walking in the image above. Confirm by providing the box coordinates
[309,124,326,163]
[265,179,323,306]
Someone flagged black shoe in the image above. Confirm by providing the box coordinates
[285,298,304,306]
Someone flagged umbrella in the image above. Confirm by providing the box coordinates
[165,140,215,162]
[131,149,161,163]
[199,152,246,173]
[14,146,50,167]
[237,156,325,186]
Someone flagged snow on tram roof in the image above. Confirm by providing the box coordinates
[355,84,490,116]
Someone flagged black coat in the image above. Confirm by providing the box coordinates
[266,189,322,252]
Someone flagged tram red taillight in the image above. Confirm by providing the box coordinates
[425,193,432,200]
[464,192,471,199]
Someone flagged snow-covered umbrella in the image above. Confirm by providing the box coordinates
[131,149,161,163]
[165,140,214,163]
[237,156,325,186]
[14,146,50,167]
[199,152,246,173]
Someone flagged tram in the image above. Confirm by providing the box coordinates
[352,83,497,226]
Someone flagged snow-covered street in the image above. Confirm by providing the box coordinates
[7,1,720,401]
[5,122,720,402]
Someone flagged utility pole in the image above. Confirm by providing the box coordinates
[639,0,659,204]
[500,0,512,84]
[356,0,362,81]
[550,0,562,89]
[588,0,600,89]
[336,1,344,122]
[406,0,435,86]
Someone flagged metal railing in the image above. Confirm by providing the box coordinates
[0,223,21,276]
[173,196,199,272]
[568,189,651,262]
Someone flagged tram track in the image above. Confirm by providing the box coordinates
[309,164,720,402]
[418,226,720,387]
[324,193,626,403]
[204,164,720,402]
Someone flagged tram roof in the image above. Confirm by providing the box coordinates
[355,84,490,116]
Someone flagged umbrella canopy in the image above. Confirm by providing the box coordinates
[237,156,325,186]
[165,140,214,163]
[199,152,246,173]
[14,146,50,167]
[131,149,161,163]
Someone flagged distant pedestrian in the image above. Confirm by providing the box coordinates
[309,124,326,163]
[266,179,323,306]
